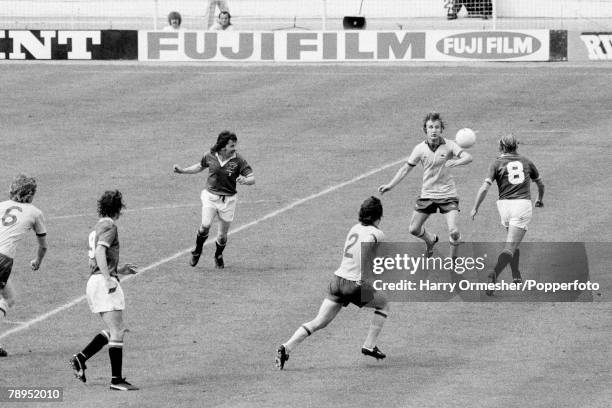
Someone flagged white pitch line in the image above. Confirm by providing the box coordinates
[0,157,405,340]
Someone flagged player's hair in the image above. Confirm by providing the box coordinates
[167,11,182,25]
[422,112,445,133]
[9,174,37,203]
[499,133,518,153]
[359,196,383,226]
[97,190,126,218]
[210,130,237,153]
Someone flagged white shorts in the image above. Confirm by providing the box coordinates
[496,199,532,230]
[86,274,125,314]
[201,190,237,223]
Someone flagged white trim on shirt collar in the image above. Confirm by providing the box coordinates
[216,152,236,167]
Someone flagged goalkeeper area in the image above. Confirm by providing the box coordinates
[0,0,612,30]
[0,62,610,407]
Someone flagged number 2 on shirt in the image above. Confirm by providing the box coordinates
[343,233,359,258]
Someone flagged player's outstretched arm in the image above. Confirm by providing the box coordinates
[378,163,413,194]
[30,234,48,271]
[173,163,204,174]
[470,180,491,220]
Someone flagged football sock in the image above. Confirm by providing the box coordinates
[510,248,521,279]
[108,340,123,379]
[80,330,110,361]
[194,228,209,253]
[284,324,312,353]
[363,310,388,350]
[493,250,513,277]
[215,240,226,257]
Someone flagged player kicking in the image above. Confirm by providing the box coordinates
[378,112,472,262]
[70,190,140,390]
[276,197,389,370]
[173,131,254,269]
[0,175,48,357]
[470,134,545,295]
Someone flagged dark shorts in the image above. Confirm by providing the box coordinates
[0,253,14,289]
[415,197,460,214]
[326,275,385,308]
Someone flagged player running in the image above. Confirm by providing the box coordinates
[276,196,389,370]
[70,190,140,391]
[470,133,545,295]
[173,131,254,269]
[0,174,48,357]
[378,112,472,262]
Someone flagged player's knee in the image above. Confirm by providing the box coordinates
[217,235,227,246]
[198,225,210,235]
[409,224,423,237]
[449,230,461,244]
[111,327,129,341]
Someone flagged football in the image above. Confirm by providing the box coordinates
[455,128,476,148]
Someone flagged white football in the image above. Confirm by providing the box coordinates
[455,128,476,148]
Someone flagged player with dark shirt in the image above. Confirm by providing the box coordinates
[173,131,254,268]
[70,190,140,390]
[470,134,545,294]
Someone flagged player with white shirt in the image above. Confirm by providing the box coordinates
[276,197,389,370]
[173,130,254,269]
[379,112,472,261]
[470,133,545,294]
[0,174,47,357]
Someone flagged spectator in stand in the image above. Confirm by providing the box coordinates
[210,11,234,31]
[164,11,183,31]
[204,0,230,29]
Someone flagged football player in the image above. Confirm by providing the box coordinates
[276,197,389,370]
[470,133,545,295]
[0,174,47,357]
[70,190,140,390]
[173,131,254,269]
[378,112,472,263]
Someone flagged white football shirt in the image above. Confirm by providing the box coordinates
[0,200,46,259]
[334,223,384,282]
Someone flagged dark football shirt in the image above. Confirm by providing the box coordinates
[91,217,120,276]
[200,152,253,196]
[486,153,540,200]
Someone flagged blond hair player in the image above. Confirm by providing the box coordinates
[0,174,47,357]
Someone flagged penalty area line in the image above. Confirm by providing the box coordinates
[0,157,405,341]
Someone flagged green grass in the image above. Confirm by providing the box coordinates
[0,63,610,408]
